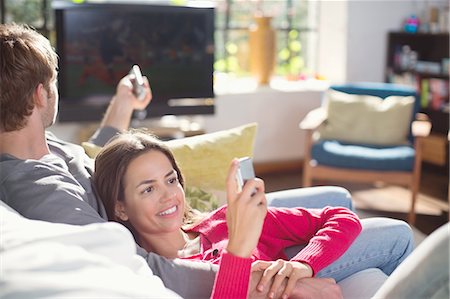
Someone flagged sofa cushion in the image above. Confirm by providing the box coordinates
[318,89,415,146]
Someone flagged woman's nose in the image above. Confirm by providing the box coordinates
[159,187,175,203]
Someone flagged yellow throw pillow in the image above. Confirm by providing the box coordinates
[166,123,257,205]
[83,123,258,206]
[82,141,103,159]
[318,89,415,145]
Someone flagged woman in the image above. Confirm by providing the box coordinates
[93,129,362,299]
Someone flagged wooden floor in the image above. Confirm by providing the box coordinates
[259,164,449,236]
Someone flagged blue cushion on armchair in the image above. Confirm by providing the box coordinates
[311,140,415,171]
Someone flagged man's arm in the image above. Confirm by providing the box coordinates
[100,73,152,130]
[144,250,218,299]
[89,74,152,147]
[249,270,343,299]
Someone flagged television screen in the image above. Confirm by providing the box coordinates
[53,1,215,122]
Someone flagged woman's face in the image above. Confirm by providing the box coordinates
[119,150,185,237]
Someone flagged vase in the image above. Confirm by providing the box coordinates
[249,16,276,85]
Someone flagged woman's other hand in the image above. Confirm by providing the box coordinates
[225,158,267,258]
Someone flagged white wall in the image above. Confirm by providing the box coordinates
[346,0,419,82]
[203,80,326,163]
[317,0,434,83]
[317,0,348,83]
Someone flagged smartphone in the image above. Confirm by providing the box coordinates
[129,64,146,101]
[236,157,255,191]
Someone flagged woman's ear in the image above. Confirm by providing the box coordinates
[114,201,129,221]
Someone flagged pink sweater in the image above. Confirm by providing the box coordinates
[185,206,362,276]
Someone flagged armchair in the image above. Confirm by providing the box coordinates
[300,82,432,224]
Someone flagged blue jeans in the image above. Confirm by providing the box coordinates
[267,186,354,211]
[266,186,414,282]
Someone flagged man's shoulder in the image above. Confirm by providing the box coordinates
[45,130,77,148]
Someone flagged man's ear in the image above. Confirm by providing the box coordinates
[115,201,129,221]
[34,83,48,108]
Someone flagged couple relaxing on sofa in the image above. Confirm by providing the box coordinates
[1,23,448,299]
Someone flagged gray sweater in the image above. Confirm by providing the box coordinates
[0,127,217,299]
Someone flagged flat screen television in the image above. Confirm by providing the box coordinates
[53,1,215,122]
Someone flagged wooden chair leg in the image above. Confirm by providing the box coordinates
[409,183,418,224]
[302,130,314,187]
[302,160,312,187]
[409,137,424,225]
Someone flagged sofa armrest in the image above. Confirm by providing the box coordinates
[338,268,388,299]
[299,107,327,131]
[412,113,432,138]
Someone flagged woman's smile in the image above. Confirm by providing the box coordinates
[158,205,178,217]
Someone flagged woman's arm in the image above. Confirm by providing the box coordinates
[211,252,253,298]
[253,207,361,299]
[265,206,362,274]
[211,159,268,299]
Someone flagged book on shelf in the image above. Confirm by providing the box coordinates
[420,78,449,112]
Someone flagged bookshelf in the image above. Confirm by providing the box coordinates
[386,32,449,168]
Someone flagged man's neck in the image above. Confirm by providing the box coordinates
[0,122,50,160]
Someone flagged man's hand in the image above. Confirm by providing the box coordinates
[248,270,343,299]
[100,74,152,131]
[290,277,343,299]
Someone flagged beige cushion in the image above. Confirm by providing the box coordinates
[317,89,415,145]
[82,123,258,208]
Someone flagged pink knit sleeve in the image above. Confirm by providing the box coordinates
[266,207,362,275]
[292,207,361,274]
[210,251,252,299]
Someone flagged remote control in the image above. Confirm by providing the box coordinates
[129,64,146,100]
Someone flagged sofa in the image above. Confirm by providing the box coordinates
[1,200,388,299]
[1,123,390,298]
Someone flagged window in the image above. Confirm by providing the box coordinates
[214,0,318,79]
[2,0,53,37]
[1,0,318,79]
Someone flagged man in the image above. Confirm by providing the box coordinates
[0,23,344,298]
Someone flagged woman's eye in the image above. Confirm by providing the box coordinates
[143,186,154,194]
[168,177,178,184]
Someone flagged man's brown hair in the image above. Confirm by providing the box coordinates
[0,23,58,132]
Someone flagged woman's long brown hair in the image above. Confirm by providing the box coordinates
[92,129,196,243]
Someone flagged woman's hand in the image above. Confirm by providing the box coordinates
[252,259,313,299]
[225,159,267,258]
